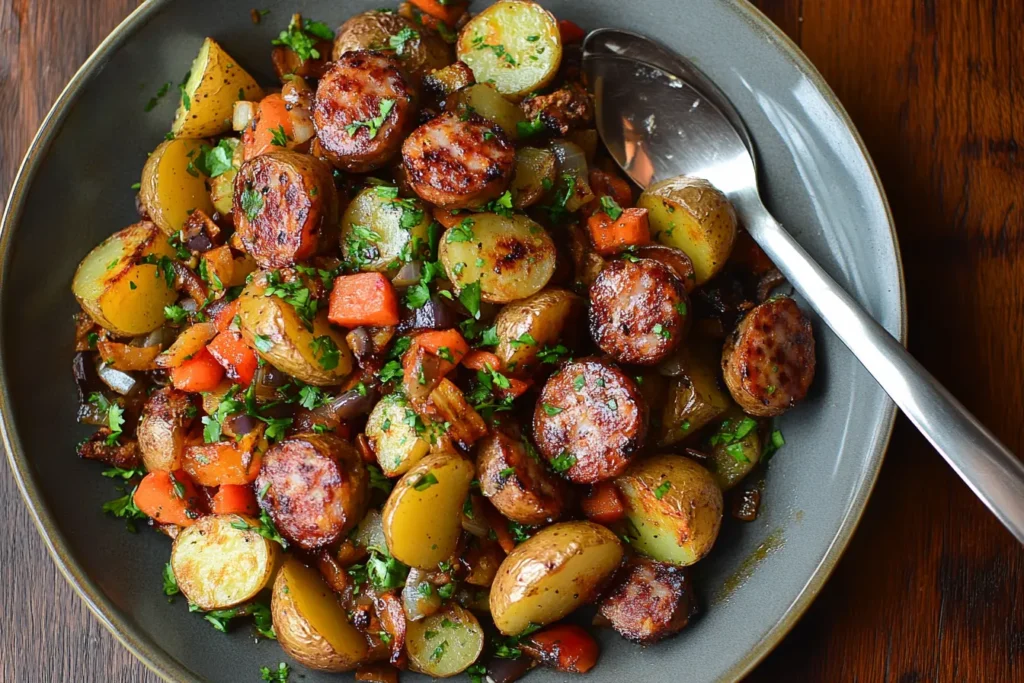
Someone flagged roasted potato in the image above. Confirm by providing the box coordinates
[171,37,262,138]
[446,83,526,139]
[493,288,582,375]
[614,454,723,566]
[457,1,562,98]
[170,514,280,611]
[510,147,557,210]
[137,388,196,472]
[72,221,178,336]
[272,555,369,672]
[406,603,484,677]
[208,138,241,215]
[703,410,762,491]
[439,213,556,303]
[639,176,738,285]
[424,61,475,98]
[489,521,622,635]
[140,138,216,235]
[477,427,567,525]
[340,186,432,274]
[333,10,453,82]
[657,337,731,446]
[382,451,474,568]
[237,271,354,386]
[365,393,432,477]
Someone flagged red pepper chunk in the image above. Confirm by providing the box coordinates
[522,623,600,673]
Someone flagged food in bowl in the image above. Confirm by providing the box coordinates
[70,1,816,679]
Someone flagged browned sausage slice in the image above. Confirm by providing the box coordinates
[313,50,417,172]
[233,150,337,269]
[532,358,647,483]
[599,557,696,644]
[630,244,697,293]
[721,296,815,417]
[476,427,568,525]
[589,258,690,366]
[402,111,515,209]
[255,433,368,550]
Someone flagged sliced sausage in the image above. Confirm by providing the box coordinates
[532,358,647,483]
[313,50,417,172]
[599,557,696,644]
[589,258,690,366]
[233,150,338,269]
[401,111,515,209]
[721,296,815,417]
[137,387,197,472]
[255,433,369,550]
[630,244,697,293]
[476,426,568,525]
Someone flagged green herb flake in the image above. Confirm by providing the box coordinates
[345,98,397,139]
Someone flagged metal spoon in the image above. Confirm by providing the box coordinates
[582,37,1024,543]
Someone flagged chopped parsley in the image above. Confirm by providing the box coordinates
[446,217,475,243]
[253,334,274,353]
[509,333,536,349]
[481,190,513,217]
[762,429,785,463]
[654,480,672,500]
[412,472,439,491]
[388,27,419,56]
[144,81,172,112]
[471,34,517,65]
[199,139,237,177]
[163,304,188,324]
[162,562,179,597]
[600,195,624,220]
[264,270,317,329]
[269,125,289,147]
[309,335,340,370]
[542,403,563,416]
[458,280,482,319]
[536,344,569,364]
[516,115,546,138]
[550,451,576,473]
[271,15,335,62]
[345,98,396,139]
[653,323,671,340]
[231,511,288,548]
[260,662,290,682]
[368,465,393,494]
[241,183,264,222]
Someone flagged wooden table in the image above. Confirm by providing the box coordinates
[2,1,1022,681]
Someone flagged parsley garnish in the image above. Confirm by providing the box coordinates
[458,280,482,319]
[264,270,317,329]
[345,98,396,139]
[550,451,576,473]
[654,480,672,500]
[600,195,624,220]
[271,16,335,62]
[309,335,340,370]
[509,332,536,349]
[446,217,476,243]
[516,115,546,138]
[164,304,188,324]
[241,183,264,222]
[536,344,569,364]
[542,403,562,416]
[231,511,288,548]
[199,139,237,177]
[260,662,290,682]
[144,81,172,112]
[270,125,289,147]
[162,562,179,597]
[412,473,439,491]
[388,27,419,56]
[762,429,785,463]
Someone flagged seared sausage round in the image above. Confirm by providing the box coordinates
[137,387,197,473]
[631,244,697,293]
[532,358,647,483]
[255,433,369,550]
[589,258,690,366]
[401,111,515,209]
[722,296,815,417]
[233,150,338,269]
[477,427,568,525]
[599,557,696,644]
[313,50,417,172]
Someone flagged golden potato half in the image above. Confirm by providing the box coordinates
[407,603,485,677]
[170,514,280,611]
[72,221,178,336]
[140,138,216,235]
[172,37,262,139]
[489,521,623,635]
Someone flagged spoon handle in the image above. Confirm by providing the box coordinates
[742,197,1024,543]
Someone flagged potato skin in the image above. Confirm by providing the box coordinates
[137,388,196,472]
[314,50,418,172]
[493,288,583,376]
[598,557,696,644]
[477,427,567,525]
[533,358,648,483]
[232,150,338,269]
[334,10,452,82]
[255,433,369,550]
[722,296,816,417]
[171,38,262,138]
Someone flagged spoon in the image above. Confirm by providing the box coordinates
[582,36,1024,543]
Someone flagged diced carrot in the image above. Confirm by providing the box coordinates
[207,330,259,385]
[243,93,293,160]
[133,471,200,527]
[586,168,634,217]
[433,207,463,229]
[558,19,587,44]
[329,273,400,327]
[183,428,265,487]
[587,207,651,255]
[581,481,626,525]
[409,0,467,26]
[462,350,504,372]
[211,484,259,515]
[416,329,469,365]
[523,624,600,674]
[213,300,240,333]
[170,347,225,393]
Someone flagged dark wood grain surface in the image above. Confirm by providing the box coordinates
[1,1,1022,681]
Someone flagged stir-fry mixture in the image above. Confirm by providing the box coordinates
[70,1,816,680]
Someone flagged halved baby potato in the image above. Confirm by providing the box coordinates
[446,83,526,139]
[439,213,556,304]
[457,0,562,98]
[614,454,723,566]
[493,288,583,375]
[72,221,178,336]
[340,186,433,274]
[406,603,485,678]
[382,451,474,569]
[140,138,216,235]
[237,271,354,386]
[171,37,263,139]
[510,147,557,209]
[170,513,280,611]
[704,409,762,491]
[272,555,369,672]
[365,393,432,477]
[489,521,623,635]
[639,176,738,285]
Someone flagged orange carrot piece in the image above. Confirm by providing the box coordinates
[523,624,600,673]
[133,471,200,527]
[211,484,259,515]
[587,207,651,255]
[243,93,293,160]
[558,19,586,44]
[183,429,264,487]
[416,329,469,364]
[329,273,400,327]
[581,482,626,525]
[207,330,259,385]
[170,347,225,393]
[461,350,504,372]
[214,300,240,333]
[409,0,467,26]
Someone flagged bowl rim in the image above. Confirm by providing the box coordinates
[0,0,906,681]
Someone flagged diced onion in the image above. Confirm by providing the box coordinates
[232,100,256,132]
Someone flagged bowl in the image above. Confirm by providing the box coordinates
[0,0,905,681]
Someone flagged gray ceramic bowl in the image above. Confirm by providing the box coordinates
[1,0,905,681]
